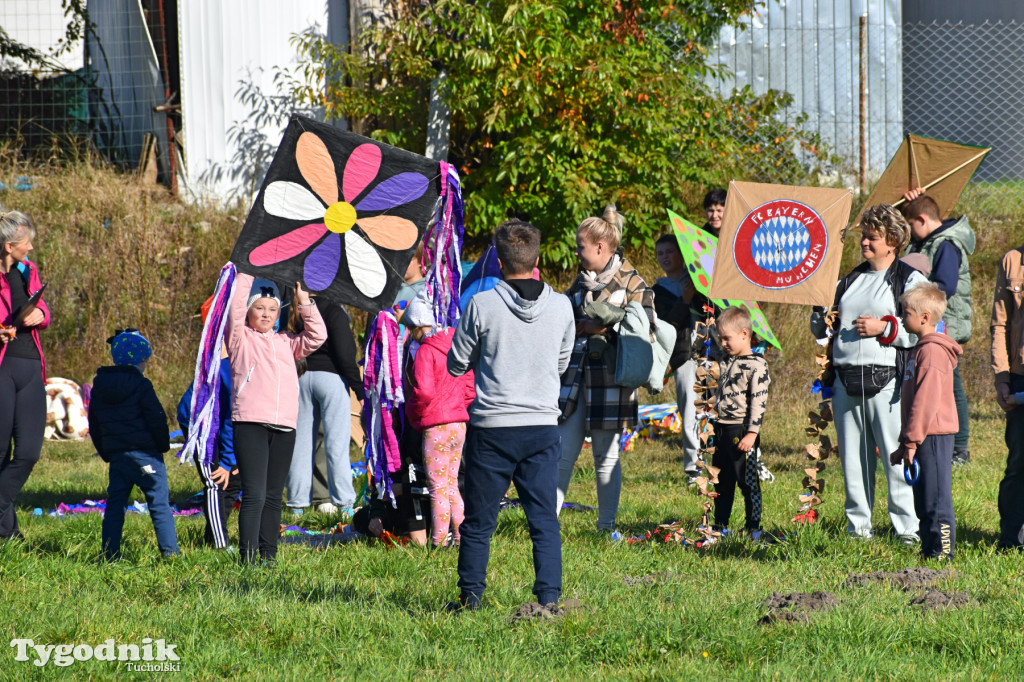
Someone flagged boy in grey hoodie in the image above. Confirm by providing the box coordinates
[446,220,576,610]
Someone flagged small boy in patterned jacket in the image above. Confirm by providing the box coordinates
[713,306,771,532]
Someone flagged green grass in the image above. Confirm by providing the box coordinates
[2,159,1024,678]
[1,394,1021,680]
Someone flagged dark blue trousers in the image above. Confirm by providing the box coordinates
[102,450,179,560]
[914,434,955,558]
[999,374,1024,548]
[457,424,562,606]
[952,364,969,452]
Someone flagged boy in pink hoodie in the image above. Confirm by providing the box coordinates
[404,294,475,547]
[890,282,963,559]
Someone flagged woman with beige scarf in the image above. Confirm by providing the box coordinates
[556,206,655,532]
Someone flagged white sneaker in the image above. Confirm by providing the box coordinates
[316,502,339,514]
[755,448,774,482]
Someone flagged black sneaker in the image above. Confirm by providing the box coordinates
[952,449,971,466]
[444,595,481,613]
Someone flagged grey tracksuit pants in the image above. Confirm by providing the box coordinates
[673,358,701,476]
[833,379,919,539]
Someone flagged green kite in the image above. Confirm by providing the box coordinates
[667,209,781,350]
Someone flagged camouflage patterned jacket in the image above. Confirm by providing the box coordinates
[716,354,771,434]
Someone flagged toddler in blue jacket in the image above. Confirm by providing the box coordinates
[88,330,178,560]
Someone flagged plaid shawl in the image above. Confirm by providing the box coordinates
[558,255,655,431]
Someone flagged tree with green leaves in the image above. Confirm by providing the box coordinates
[293,1,833,266]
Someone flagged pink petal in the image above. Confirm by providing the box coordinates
[249,223,328,266]
[343,144,382,203]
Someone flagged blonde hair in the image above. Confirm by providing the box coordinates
[901,282,947,321]
[577,205,624,251]
[859,204,910,250]
[717,305,752,333]
[0,209,36,247]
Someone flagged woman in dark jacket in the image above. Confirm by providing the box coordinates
[0,210,50,540]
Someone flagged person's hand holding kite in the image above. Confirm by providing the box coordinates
[19,308,44,327]
[294,281,312,307]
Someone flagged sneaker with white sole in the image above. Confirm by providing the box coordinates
[755,448,774,482]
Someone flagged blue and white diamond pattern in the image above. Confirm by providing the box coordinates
[752,217,811,273]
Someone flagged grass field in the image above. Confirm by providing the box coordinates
[2,161,1024,679]
[2,393,1021,680]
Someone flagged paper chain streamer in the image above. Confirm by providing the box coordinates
[792,309,839,524]
[687,310,725,547]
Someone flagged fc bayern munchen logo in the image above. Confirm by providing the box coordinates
[732,199,828,289]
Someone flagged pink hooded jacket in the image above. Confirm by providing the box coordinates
[0,259,50,380]
[900,332,963,449]
[406,328,475,431]
[225,273,326,429]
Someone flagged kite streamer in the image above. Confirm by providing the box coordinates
[688,311,725,547]
[180,263,237,467]
[362,309,405,505]
[423,161,465,328]
[793,310,839,523]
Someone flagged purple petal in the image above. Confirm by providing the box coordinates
[355,172,429,212]
[304,232,341,290]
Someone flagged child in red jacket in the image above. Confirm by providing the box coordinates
[404,294,475,548]
[890,282,963,559]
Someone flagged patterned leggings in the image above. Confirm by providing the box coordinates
[423,422,467,546]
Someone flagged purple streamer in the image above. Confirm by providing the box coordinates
[182,263,236,467]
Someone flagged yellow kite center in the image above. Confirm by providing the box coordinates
[325,202,357,234]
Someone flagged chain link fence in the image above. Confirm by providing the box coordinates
[698,13,1024,220]
[3,6,1024,219]
[0,1,177,184]
[903,20,1024,218]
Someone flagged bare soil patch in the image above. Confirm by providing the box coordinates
[845,567,952,591]
[757,591,839,626]
[909,589,978,611]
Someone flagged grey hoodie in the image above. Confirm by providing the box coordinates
[448,280,575,427]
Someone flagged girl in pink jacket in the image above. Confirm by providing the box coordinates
[225,274,325,564]
[403,296,475,547]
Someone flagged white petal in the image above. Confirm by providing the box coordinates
[263,181,325,220]
[346,231,387,298]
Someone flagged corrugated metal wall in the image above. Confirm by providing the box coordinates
[706,0,903,177]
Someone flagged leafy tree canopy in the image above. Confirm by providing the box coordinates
[294,1,832,266]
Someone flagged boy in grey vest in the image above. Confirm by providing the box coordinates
[903,190,975,465]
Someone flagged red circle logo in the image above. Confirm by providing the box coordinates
[732,199,828,289]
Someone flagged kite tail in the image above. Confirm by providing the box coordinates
[423,161,464,328]
[181,263,237,467]
[362,310,405,506]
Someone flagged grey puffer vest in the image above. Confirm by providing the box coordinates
[907,215,975,343]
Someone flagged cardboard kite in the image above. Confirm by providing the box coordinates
[666,209,780,350]
[707,181,853,307]
[856,134,990,224]
[231,115,447,313]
